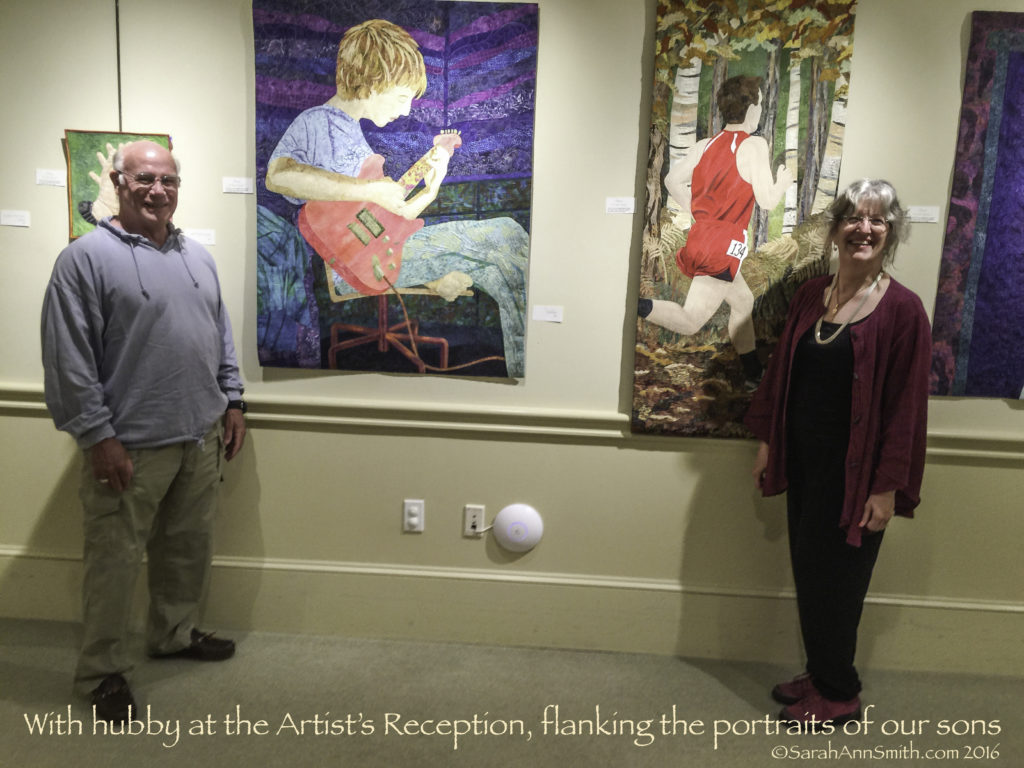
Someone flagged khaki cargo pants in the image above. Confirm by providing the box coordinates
[74,426,222,696]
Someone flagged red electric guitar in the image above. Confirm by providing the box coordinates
[297,130,463,295]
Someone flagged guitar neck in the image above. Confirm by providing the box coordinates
[397,151,439,191]
[396,130,462,191]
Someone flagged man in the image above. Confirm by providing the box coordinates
[262,18,528,376]
[640,75,793,384]
[41,140,246,722]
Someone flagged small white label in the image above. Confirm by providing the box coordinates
[907,206,940,223]
[184,228,216,245]
[532,305,564,323]
[605,197,636,215]
[0,210,31,227]
[36,169,67,187]
[222,177,255,194]
[726,238,749,262]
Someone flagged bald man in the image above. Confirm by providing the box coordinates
[42,141,246,722]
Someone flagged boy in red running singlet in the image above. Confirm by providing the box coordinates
[640,75,793,384]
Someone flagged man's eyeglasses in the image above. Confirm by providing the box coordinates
[843,215,888,230]
[121,172,181,189]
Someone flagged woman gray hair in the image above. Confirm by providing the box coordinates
[746,176,931,729]
[826,178,909,266]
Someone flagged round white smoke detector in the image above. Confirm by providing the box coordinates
[491,503,543,552]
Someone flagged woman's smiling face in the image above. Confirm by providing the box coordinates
[837,200,890,267]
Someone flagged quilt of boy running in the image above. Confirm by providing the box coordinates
[632,0,857,437]
[931,10,1024,400]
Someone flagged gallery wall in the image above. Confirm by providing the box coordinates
[0,0,1020,676]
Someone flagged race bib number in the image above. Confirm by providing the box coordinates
[726,238,749,262]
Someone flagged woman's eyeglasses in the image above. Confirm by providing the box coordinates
[843,215,888,230]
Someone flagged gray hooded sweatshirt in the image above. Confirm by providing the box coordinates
[41,218,243,449]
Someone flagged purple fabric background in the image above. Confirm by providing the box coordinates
[967,50,1024,397]
[931,11,1024,398]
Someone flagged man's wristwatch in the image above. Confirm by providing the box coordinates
[227,399,248,414]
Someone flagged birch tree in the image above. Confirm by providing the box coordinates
[664,59,703,219]
[669,59,703,166]
[800,54,827,223]
[812,71,847,213]
[782,55,802,233]
[811,25,855,212]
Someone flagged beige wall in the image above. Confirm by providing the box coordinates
[0,0,1021,676]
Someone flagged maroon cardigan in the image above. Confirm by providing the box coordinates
[744,275,932,546]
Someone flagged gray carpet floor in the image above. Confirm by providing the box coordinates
[1,617,1019,767]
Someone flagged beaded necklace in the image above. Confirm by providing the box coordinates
[814,271,883,345]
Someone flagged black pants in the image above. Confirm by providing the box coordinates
[786,434,883,701]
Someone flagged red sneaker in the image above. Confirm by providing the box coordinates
[772,672,815,705]
[779,691,861,727]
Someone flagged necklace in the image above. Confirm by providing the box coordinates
[814,271,883,345]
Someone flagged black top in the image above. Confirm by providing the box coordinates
[786,320,857,448]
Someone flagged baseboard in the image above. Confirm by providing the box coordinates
[2,548,1020,677]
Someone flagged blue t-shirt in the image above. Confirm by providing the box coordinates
[269,104,375,204]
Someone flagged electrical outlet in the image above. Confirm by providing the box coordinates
[463,504,485,537]
[403,499,425,532]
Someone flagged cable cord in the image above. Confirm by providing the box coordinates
[380,274,506,374]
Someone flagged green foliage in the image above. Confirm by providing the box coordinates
[652,0,855,126]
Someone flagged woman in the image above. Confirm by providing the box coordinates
[745,179,931,726]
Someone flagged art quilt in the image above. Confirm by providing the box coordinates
[254,0,537,377]
[931,11,1024,400]
[633,0,857,436]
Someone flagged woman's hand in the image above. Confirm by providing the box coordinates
[860,490,895,532]
[752,441,769,490]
